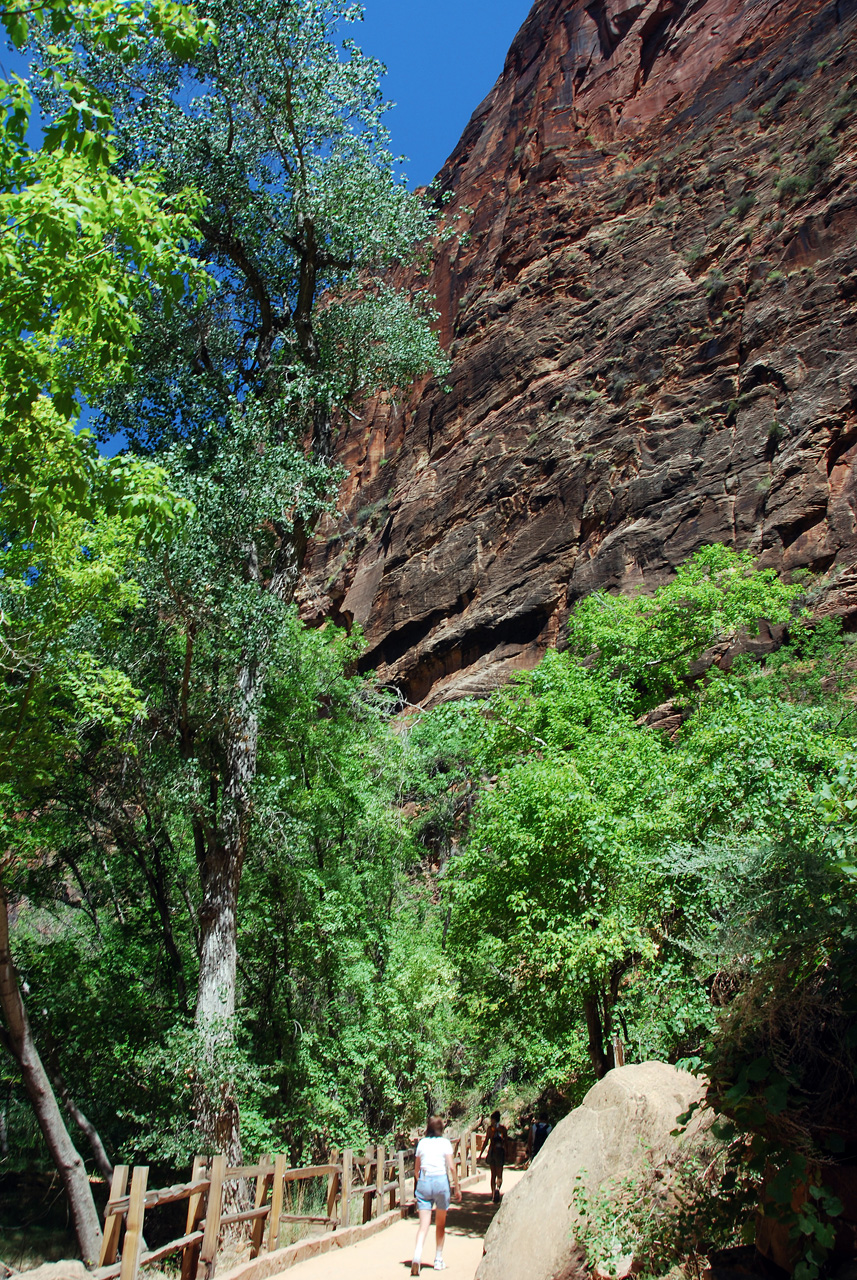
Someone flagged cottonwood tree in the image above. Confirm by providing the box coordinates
[0,0,211,1257]
[44,0,450,1159]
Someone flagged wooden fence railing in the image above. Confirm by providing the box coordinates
[97,1133,483,1280]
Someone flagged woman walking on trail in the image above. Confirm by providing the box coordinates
[479,1110,508,1203]
[411,1115,462,1274]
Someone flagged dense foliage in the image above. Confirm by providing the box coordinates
[1,1,855,1274]
[18,0,452,1167]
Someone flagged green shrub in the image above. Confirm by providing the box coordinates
[804,134,836,188]
[777,172,805,200]
[733,193,756,219]
[777,136,836,201]
[760,78,802,118]
[571,1133,750,1280]
[705,267,728,297]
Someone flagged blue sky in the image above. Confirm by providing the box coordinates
[1,2,532,182]
[355,0,531,187]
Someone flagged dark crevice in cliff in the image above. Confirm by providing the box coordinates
[777,510,830,551]
[394,606,555,704]
[827,429,857,474]
[639,1,693,85]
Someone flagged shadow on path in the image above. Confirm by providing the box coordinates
[402,1173,523,1271]
[445,1184,506,1241]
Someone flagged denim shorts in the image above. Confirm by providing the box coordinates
[415,1174,451,1211]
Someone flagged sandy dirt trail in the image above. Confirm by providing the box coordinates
[280,1170,524,1280]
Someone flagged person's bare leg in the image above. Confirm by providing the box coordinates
[434,1207,447,1261]
[412,1208,433,1273]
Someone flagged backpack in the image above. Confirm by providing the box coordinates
[532,1121,550,1155]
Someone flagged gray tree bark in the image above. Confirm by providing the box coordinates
[188,404,332,1164]
[0,887,103,1265]
[192,661,259,1167]
[52,1068,113,1182]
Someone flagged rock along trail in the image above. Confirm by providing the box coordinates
[278,1171,524,1280]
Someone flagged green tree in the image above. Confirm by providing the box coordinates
[567,544,801,711]
[447,651,676,1079]
[40,0,450,1157]
[0,0,211,534]
[0,0,212,1256]
[444,549,829,1086]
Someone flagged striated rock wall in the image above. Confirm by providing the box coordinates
[301,0,857,704]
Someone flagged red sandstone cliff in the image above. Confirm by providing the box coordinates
[302,0,857,704]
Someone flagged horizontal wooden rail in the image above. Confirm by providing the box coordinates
[99,1232,206,1280]
[220,1207,270,1227]
[224,1164,274,1180]
[107,1177,211,1217]
[282,1163,337,1181]
[279,1213,334,1224]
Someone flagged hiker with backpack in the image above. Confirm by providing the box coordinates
[528,1112,552,1162]
[410,1115,462,1274]
[479,1110,508,1202]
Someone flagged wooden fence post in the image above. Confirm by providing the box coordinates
[375,1144,385,1219]
[470,1132,479,1177]
[99,1164,129,1268]
[325,1150,340,1226]
[361,1145,373,1224]
[250,1155,272,1258]
[119,1166,149,1280]
[339,1150,352,1229]
[397,1151,407,1217]
[458,1137,466,1185]
[181,1156,208,1280]
[197,1153,226,1280]
[266,1154,287,1254]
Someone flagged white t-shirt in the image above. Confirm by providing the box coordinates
[416,1136,453,1179]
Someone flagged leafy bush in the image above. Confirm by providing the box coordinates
[571,1131,751,1280]
[732,193,756,220]
[777,136,836,201]
[760,78,802,118]
[705,268,728,298]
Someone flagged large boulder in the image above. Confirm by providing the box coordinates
[476,1061,705,1280]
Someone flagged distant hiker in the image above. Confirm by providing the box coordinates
[479,1110,508,1202]
[411,1115,462,1274]
[528,1112,552,1161]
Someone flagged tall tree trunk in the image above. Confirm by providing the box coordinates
[193,838,244,1167]
[52,1068,113,1181]
[583,993,611,1080]
[192,668,258,1166]
[188,439,327,1160]
[0,888,102,1265]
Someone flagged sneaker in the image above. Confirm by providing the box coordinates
[433,1262,446,1271]
[411,1265,420,1276]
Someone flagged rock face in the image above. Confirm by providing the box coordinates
[475,1061,705,1280]
[301,0,857,705]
